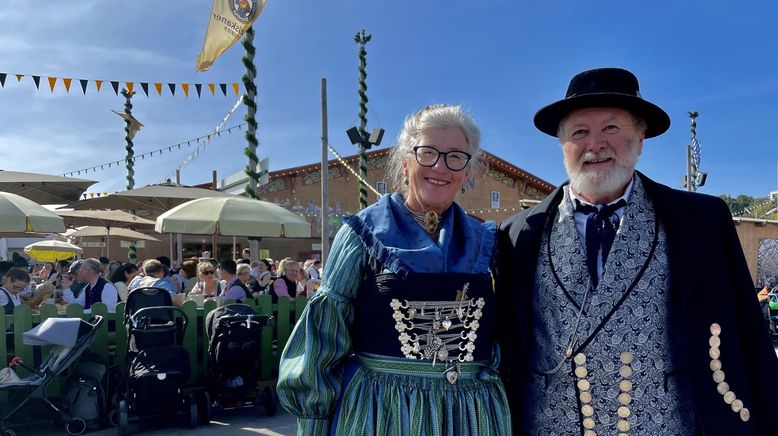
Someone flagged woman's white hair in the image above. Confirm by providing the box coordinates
[386,104,482,194]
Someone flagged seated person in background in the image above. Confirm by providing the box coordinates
[109,263,139,302]
[271,258,301,301]
[156,256,181,293]
[134,259,176,296]
[78,258,119,312]
[236,263,261,297]
[190,261,222,297]
[98,257,110,279]
[219,260,252,303]
[61,260,87,305]
[0,268,31,314]
[179,260,198,294]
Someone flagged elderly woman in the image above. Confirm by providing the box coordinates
[271,258,301,301]
[277,105,510,435]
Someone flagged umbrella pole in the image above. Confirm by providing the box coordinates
[212,234,216,259]
[169,233,174,262]
[232,236,236,261]
[106,227,110,259]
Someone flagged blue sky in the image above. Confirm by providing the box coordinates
[1,0,777,201]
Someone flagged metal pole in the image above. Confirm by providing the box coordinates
[321,78,330,264]
[176,170,182,264]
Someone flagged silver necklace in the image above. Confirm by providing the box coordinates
[406,205,440,235]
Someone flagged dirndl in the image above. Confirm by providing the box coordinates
[330,353,511,436]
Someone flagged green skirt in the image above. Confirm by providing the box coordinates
[332,353,512,436]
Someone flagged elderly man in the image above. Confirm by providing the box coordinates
[135,259,176,296]
[79,258,118,312]
[496,68,778,435]
[220,259,252,302]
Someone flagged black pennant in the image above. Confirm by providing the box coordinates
[140,82,149,96]
[0,73,6,87]
[168,83,176,96]
[79,79,88,94]
[32,75,41,89]
[219,83,227,96]
[110,81,119,95]
[195,83,202,98]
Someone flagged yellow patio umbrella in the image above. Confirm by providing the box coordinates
[24,240,83,262]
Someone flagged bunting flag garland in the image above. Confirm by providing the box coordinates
[0,71,240,97]
[61,122,246,177]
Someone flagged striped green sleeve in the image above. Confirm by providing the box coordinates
[277,224,365,435]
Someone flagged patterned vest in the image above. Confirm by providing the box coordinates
[522,176,696,435]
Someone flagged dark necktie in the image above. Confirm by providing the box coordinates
[575,199,628,286]
[84,284,92,309]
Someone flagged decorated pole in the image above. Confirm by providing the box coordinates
[355,29,372,210]
[686,111,702,192]
[242,26,261,260]
[121,88,137,262]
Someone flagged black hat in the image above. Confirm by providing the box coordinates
[67,260,83,274]
[533,67,670,138]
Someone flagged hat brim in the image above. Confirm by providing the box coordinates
[533,93,671,139]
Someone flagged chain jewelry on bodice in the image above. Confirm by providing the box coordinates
[390,283,484,383]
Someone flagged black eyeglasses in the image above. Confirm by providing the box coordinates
[202,270,216,275]
[412,146,472,171]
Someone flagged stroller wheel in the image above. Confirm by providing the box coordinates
[66,418,87,436]
[262,386,278,417]
[1,428,16,436]
[198,391,212,425]
[118,400,130,436]
[108,408,120,427]
[186,393,199,428]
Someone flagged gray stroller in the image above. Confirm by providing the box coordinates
[0,316,103,436]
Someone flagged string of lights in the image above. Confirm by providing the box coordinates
[61,122,247,177]
[327,143,382,196]
[162,95,245,182]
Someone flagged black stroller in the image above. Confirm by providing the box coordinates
[205,303,276,415]
[115,287,199,435]
[0,316,103,436]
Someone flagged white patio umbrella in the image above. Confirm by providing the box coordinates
[56,210,155,258]
[24,240,82,262]
[65,226,160,242]
[0,170,95,205]
[155,197,311,237]
[0,192,66,233]
[155,197,311,255]
[64,182,233,213]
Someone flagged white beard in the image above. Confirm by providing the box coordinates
[565,144,639,200]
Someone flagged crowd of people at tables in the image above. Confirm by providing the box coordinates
[0,248,323,314]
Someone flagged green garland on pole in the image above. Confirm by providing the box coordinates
[121,88,137,262]
[354,29,372,210]
[242,26,262,249]
[242,26,260,200]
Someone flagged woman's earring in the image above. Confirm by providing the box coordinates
[461,186,466,194]
[404,179,409,186]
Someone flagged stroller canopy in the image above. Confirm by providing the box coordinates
[23,318,95,347]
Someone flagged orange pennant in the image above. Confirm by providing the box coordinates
[15,74,23,81]
[95,80,103,92]
[154,82,162,96]
[48,77,57,92]
[126,82,134,94]
[232,83,240,97]
[182,83,190,97]
[63,78,72,93]
[208,83,215,95]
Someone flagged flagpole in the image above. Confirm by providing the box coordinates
[320,78,330,264]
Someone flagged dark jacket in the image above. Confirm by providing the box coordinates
[496,172,778,435]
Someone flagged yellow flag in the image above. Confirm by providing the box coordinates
[232,82,240,96]
[95,80,103,92]
[154,83,163,96]
[63,78,72,93]
[182,83,190,97]
[48,77,57,92]
[195,0,267,72]
[126,82,134,94]
[208,83,215,95]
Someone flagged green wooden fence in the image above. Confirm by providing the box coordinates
[0,294,308,399]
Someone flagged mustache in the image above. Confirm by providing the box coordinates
[574,150,616,169]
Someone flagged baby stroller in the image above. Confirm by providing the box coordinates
[205,304,276,415]
[115,287,199,435]
[0,316,103,436]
